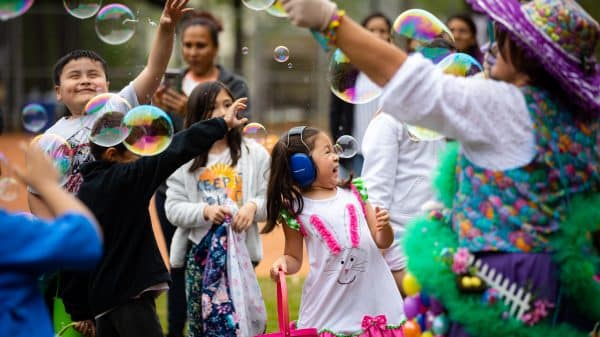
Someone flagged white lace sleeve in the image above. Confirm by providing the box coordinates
[380,54,535,171]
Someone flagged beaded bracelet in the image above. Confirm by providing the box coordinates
[322,10,345,46]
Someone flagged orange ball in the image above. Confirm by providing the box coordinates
[402,319,422,337]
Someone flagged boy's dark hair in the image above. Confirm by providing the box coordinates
[53,50,109,86]
[185,81,242,172]
[89,142,128,162]
[262,128,352,234]
[178,10,223,47]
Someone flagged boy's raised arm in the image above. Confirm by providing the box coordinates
[133,0,192,104]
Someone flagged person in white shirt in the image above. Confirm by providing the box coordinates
[361,112,445,292]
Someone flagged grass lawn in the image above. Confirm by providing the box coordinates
[156,275,304,334]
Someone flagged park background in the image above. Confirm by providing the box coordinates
[0,0,599,333]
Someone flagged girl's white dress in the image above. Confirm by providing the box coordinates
[293,186,405,336]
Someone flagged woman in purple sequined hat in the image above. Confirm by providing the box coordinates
[277,0,600,336]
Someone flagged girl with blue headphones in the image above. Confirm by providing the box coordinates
[262,126,405,337]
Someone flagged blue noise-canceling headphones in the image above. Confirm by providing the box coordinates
[287,126,316,188]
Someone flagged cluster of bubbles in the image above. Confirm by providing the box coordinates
[62,0,138,45]
[86,94,175,157]
[0,0,34,21]
[0,153,19,202]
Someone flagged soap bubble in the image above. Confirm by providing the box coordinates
[95,4,136,45]
[84,93,132,116]
[21,103,48,133]
[266,0,287,18]
[334,135,358,159]
[391,9,454,53]
[31,134,73,186]
[328,49,381,104]
[63,0,102,19]
[122,105,174,156]
[242,123,267,145]
[273,46,290,63]
[242,46,249,55]
[0,0,34,21]
[241,0,275,11]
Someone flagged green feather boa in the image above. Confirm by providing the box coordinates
[404,142,600,337]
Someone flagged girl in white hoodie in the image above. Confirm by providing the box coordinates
[165,81,269,337]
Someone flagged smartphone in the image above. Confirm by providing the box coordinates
[163,69,182,93]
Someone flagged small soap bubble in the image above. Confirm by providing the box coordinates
[0,0,34,21]
[242,123,268,145]
[328,49,381,104]
[287,62,293,69]
[266,0,287,18]
[334,135,358,159]
[122,105,174,156]
[21,103,48,133]
[273,46,290,63]
[95,4,136,45]
[63,0,102,19]
[242,46,249,55]
[31,134,73,186]
[241,0,275,11]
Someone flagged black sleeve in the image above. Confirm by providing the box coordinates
[120,117,228,200]
[58,271,93,321]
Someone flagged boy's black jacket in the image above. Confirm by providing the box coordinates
[76,117,227,316]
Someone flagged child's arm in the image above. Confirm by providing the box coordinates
[365,202,393,249]
[132,0,192,104]
[270,224,304,281]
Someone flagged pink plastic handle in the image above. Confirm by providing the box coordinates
[277,269,290,335]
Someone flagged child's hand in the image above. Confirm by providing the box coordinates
[232,201,257,232]
[375,206,391,232]
[223,97,249,129]
[159,0,193,30]
[203,205,231,224]
[11,142,59,191]
[270,256,288,282]
[73,320,96,337]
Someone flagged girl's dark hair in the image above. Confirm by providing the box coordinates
[361,12,392,30]
[186,81,241,171]
[495,26,579,116]
[263,128,352,234]
[178,10,223,47]
[447,14,480,57]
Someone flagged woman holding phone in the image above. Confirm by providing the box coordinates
[151,10,250,337]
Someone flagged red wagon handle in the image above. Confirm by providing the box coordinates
[276,269,291,335]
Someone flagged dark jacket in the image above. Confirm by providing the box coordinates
[76,117,228,316]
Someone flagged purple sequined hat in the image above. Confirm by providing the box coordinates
[472,0,600,111]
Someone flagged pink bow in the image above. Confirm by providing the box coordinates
[361,315,387,332]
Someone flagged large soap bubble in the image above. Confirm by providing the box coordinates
[328,49,381,104]
[122,105,174,156]
[95,4,136,45]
